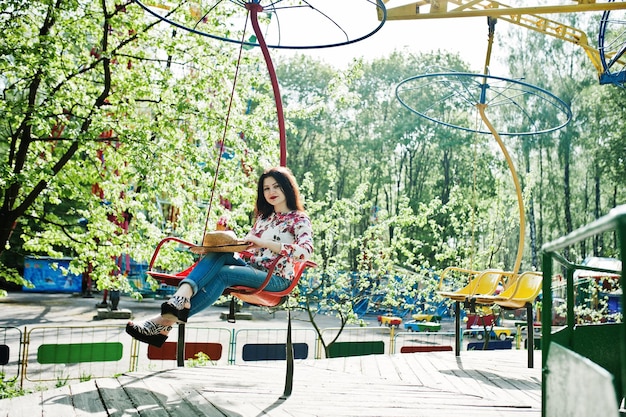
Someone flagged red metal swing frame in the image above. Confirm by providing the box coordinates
[139,4,318,398]
[146,236,316,308]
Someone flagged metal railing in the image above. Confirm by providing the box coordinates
[0,319,536,391]
[541,204,626,416]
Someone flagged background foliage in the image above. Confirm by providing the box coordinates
[1,1,624,319]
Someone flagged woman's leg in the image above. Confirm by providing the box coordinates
[126,255,289,346]
[188,264,291,316]
[166,252,247,318]
[126,252,237,345]
[178,252,234,295]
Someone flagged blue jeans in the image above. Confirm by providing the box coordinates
[179,252,290,317]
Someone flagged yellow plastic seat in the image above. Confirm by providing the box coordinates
[438,267,509,361]
[473,271,542,308]
[439,267,541,369]
[437,268,505,302]
[473,271,543,368]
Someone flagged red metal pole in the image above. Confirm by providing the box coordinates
[246,3,287,167]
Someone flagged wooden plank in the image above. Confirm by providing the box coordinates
[0,392,42,417]
[392,352,428,385]
[343,355,366,375]
[192,367,287,417]
[357,354,382,379]
[435,351,539,406]
[434,360,483,398]
[95,377,140,416]
[39,385,77,416]
[115,375,169,417]
[68,380,108,416]
[286,378,513,416]
[463,368,527,406]
[170,385,238,417]
[399,351,540,408]
[408,352,453,390]
[403,353,431,385]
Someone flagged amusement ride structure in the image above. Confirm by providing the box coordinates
[131,0,626,406]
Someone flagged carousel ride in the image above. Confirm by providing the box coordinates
[132,0,625,400]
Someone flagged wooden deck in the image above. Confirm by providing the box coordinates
[1,350,541,416]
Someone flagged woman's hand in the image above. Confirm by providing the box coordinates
[244,234,263,249]
[245,234,282,253]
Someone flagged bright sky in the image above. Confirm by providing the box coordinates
[271,0,615,81]
[276,2,510,75]
[314,18,501,72]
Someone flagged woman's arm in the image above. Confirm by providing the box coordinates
[245,235,282,253]
[245,212,313,260]
[281,214,313,260]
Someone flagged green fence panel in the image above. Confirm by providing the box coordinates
[541,205,626,416]
[37,342,123,364]
[327,341,385,358]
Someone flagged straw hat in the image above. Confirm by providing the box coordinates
[190,231,249,254]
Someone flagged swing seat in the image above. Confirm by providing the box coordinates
[224,257,316,307]
[146,236,316,308]
[437,267,507,302]
[472,270,542,368]
[145,235,316,396]
[472,271,543,308]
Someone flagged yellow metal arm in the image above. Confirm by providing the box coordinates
[381,1,626,20]
[380,0,626,76]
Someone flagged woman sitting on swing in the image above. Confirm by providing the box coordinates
[126,166,314,347]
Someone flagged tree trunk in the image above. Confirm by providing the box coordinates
[562,134,573,260]
[593,163,602,256]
